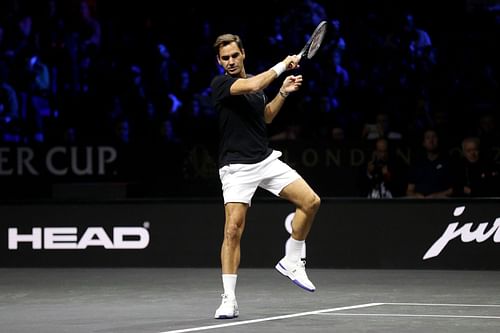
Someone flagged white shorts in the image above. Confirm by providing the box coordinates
[219,150,301,206]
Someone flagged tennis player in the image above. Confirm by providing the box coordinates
[211,33,321,319]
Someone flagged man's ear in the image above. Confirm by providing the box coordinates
[216,56,221,66]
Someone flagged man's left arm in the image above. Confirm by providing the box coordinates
[264,75,303,124]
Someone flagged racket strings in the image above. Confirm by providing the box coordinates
[306,23,327,59]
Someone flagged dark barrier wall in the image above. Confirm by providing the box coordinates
[3,143,499,199]
[1,198,499,269]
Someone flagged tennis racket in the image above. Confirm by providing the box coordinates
[298,20,328,61]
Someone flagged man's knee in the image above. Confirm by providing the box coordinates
[224,219,244,242]
[310,194,321,212]
[303,193,321,215]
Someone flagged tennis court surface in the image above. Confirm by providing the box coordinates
[1,268,499,332]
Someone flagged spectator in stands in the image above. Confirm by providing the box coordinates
[401,12,432,61]
[0,61,20,142]
[269,122,303,142]
[324,50,349,113]
[0,61,19,120]
[0,23,10,61]
[452,136,500,197]
[430,109,456,151]
[156,118,181,144]
[112,116,131,144]
[406,128,453,198]
[330,125,346,144]
[385,11,433,65]
[473,113,500,160]
[17,50,51,143]
[326,19,346,55]
[362,111,403,141]
[362,138,406,198]
[37,0,68,98]
[68,0,101,93]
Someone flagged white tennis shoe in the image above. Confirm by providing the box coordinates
[214,294,239,319]
[275,257,316,292]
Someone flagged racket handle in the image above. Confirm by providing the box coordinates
[288,54,302,69]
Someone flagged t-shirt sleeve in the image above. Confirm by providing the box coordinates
[211,75,237,103]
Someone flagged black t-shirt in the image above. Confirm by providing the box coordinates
[211,74,272,167]
[407,154,453,196]
[452,158,500,197]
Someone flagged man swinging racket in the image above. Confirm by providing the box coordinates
[210,32,321,319]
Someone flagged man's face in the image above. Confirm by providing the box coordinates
[374,140,388,161]
[217,42,245,77]
[463,141,479,163]
[423,130,438,152]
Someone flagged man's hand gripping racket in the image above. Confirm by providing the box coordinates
[276,21,327,95]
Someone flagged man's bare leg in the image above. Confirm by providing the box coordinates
[276,178,320,292]
[221,202,248,274]
[215,202,247,319]
[280,177,320,241]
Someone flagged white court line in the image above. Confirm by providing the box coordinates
[158,302,383,333]
[318,313,500,320]
[383,302,500,307]
[317,302,500,320]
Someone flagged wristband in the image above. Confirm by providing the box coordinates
[271,62,286,77]
[279,90,289,98]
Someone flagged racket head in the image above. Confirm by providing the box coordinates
[302,20,327,59]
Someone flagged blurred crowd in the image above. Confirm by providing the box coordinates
[0,0,499,197]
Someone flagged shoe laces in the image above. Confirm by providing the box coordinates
[220,293,236,304]
[294,259,306,269]
[294,260,309,277]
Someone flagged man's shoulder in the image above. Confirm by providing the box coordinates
[210,74,226,85]
[211,74,238,90]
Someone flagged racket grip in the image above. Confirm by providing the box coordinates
[288,55,302,69]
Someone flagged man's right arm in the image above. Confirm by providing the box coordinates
[229,55,300,95]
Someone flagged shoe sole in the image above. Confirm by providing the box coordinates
[275,262,315,292]
[214,311,239,319]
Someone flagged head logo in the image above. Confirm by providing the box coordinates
[8,226,150,250]
[423,206,500,259]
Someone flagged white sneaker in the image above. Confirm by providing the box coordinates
[214,294,239,319]
[275,257,316,292]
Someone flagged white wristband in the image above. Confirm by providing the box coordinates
[271,62,286,77]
